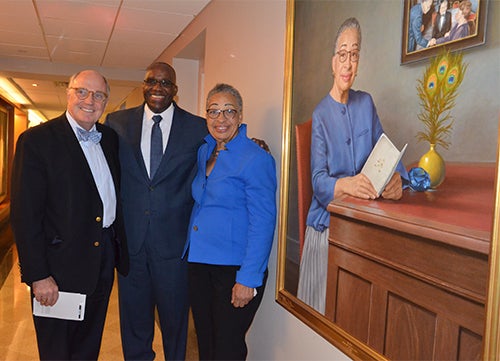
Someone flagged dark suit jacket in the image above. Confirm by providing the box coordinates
[105,102,207,259]
[10,114,129,295]
[432,11,452,39]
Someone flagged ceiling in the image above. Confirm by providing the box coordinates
[0,0,210,122]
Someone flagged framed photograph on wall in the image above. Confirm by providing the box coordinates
[401,0,488,64]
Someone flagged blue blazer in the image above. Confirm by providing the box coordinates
[105,102,207,259]
[184,125,277,288]
[306,91,409,232]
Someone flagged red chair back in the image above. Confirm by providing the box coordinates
[295,119,312,259]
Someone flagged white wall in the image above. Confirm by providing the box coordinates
[158,0,351,360]
[172,58,201,115]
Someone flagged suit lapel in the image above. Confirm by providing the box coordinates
[152,105,185,181]
[126,105,149,180]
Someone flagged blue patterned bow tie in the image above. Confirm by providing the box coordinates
[77,127,102,144]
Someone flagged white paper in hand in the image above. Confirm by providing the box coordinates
[361,133,407,197]
[33,292,86,321]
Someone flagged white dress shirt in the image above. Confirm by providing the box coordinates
[141,103,174,177]
[67,112,116,228]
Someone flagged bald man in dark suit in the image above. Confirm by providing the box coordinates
[11,69,129,360]
[105,62,207,360]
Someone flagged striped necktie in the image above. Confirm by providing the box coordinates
[150,115,163,178]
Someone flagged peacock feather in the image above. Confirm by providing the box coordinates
[425,73,438,97]
[416,49,467,149]
[436,55,449,81]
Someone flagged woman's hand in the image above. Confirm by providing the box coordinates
[335,173,378,200]
[381,172,403,200]
[231,283,254,308]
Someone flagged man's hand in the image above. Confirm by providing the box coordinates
[251,138,270,153]
[32,276,59,306]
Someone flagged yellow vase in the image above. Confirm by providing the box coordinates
[418,143,445,188]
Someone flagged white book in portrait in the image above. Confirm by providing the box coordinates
[361,133,407,197]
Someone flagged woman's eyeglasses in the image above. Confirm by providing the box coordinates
[336,50,360,63]
[206,108,238,120]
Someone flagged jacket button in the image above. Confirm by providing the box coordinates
[193,225,198,231]
[96,216,102,222]
[94,241,100,247]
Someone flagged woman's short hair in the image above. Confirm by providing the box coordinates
[460,0,472,15]
[206,83,243,112]
[333,17,362,54]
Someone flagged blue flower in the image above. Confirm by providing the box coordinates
[408,167,431,191]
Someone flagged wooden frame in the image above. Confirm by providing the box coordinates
[483,121,500,360]
[401,0,488,64]
[276,0,499,359]
[0,102,10,204]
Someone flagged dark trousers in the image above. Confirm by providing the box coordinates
[188,263,267,361]
[32,227,116,361]
[118,242,189,361]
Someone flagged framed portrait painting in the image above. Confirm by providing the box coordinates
[277,0,500,360]
[401,0,488,64]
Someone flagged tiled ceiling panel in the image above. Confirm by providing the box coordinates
[0,0,210,121]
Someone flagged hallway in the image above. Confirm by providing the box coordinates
[0,248,198,360]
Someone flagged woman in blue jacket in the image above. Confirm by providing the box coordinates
[183,83,276,360]
[297,17,408,314]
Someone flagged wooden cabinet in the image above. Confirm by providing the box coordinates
[326,163,494,360]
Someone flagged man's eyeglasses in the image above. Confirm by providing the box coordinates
[336,50,360,63]
[69,87,108,103]
[206,108,238,120]
[143,78,176,89]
